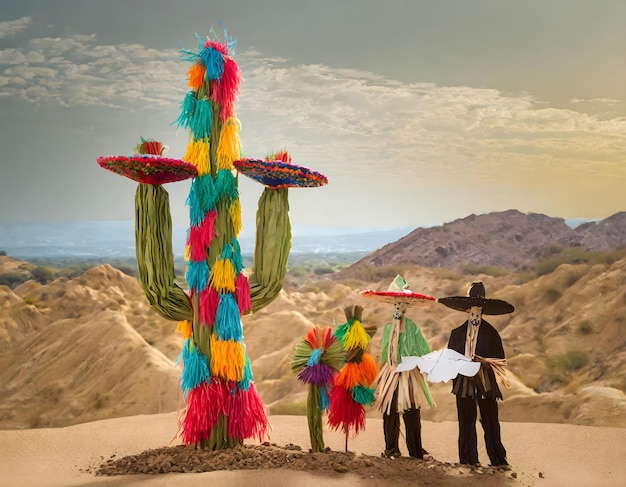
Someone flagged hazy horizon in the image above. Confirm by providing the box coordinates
[1,1,624,229]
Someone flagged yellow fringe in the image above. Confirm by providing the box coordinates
[183,138,211,175]
[343,320,371,350]
[184,244,191,262]
[210,259,236,293]
[187,63,206,91]
[210,334,244,381]
[176,320,193,339]
[216,116,241,171]
[230,199,242,237]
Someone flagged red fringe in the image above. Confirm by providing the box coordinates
[180,379,228,445]
[327,385,366,435]
[305,326,336,350]
[211,57,240,122]
[204,40,229,55]
[226,382,270,442]
[198,286,219,326]
[235,273,251,314]
[187,211,217,262]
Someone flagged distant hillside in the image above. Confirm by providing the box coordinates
[1,254,624,430]
[346,210,626,273]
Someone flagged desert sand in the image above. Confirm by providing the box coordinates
[1,412,624,487]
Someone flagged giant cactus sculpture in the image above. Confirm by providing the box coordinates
[98,28,327,450]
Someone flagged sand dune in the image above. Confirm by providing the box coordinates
[1,413,624,487]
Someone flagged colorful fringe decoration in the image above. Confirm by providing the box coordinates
[291,325,344,452]
[328,305,378,445]
[175,28,267,450]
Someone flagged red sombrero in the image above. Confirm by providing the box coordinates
[360,289,437,307]
[97,155,198,184]
[97,138,197,185]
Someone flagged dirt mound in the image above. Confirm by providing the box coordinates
[95,443,516,486]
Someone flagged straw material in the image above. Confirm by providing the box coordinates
[248,187,292,311]
[98,155,197,184]
[234,158,328,189]
[134,184,193,321]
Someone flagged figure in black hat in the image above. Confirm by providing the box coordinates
[439,281,514,466]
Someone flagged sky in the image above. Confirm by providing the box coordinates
[0,0,625,231]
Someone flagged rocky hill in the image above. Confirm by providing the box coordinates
[347,210,626,273]
[0,261,184,429]
[1,217,625,430]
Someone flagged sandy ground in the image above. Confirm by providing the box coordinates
[1,413,625,487]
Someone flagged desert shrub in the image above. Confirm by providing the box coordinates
[548,350,590,372]
[0,272,27,288]
[577,319,594,335]
[462,264,508,277]
[22,296,42,307]
[535,248,626,277]
[30,265,56,284]
[312,265,334,276]
[0,250,6,256]
[543,288,561,304]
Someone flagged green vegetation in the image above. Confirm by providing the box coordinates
[548,350,590,373]
[535,247,626,277]
[0,250,6,256]
[543,287,562,304]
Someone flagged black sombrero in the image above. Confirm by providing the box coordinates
[438,281,514,315]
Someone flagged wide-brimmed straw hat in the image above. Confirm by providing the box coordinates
[360,274,436,307]
[438,281,514,315]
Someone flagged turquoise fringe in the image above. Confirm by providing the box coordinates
[215,169,238,202]
[351,385,376,406]
[178,339,211,396]
[186,260,210,292]
[187,175,217,226]
[215,293,243,341]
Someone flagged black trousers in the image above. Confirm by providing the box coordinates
[383,392,423,458]
[456,395,507,465]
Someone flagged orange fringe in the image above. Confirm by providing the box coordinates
[187,63,206,91]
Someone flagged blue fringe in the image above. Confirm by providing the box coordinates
[320,386,330,411]
[230,238,244,273]
[215,169,238,202]
[186,260,210,292]
[215,293,243,341]
[306,348,323,366]
[189,99,213,140]
[174,91,196,129]
[199,47,224,81]
[187,175,217,226]
[238,355,253,390]
[179,340,211,395]
[180,29,237,63]
[351,385,376,406]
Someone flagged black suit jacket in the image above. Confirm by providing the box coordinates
[447,319,505,399]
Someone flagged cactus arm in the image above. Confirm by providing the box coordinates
[135,183,193,321]
[247,187,292,312]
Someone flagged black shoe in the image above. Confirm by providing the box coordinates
[382,448,401,458]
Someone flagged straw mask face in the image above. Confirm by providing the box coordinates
[469,306,483,326]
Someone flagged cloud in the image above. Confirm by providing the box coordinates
[0,17,31,39]
[0,32,624,225]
